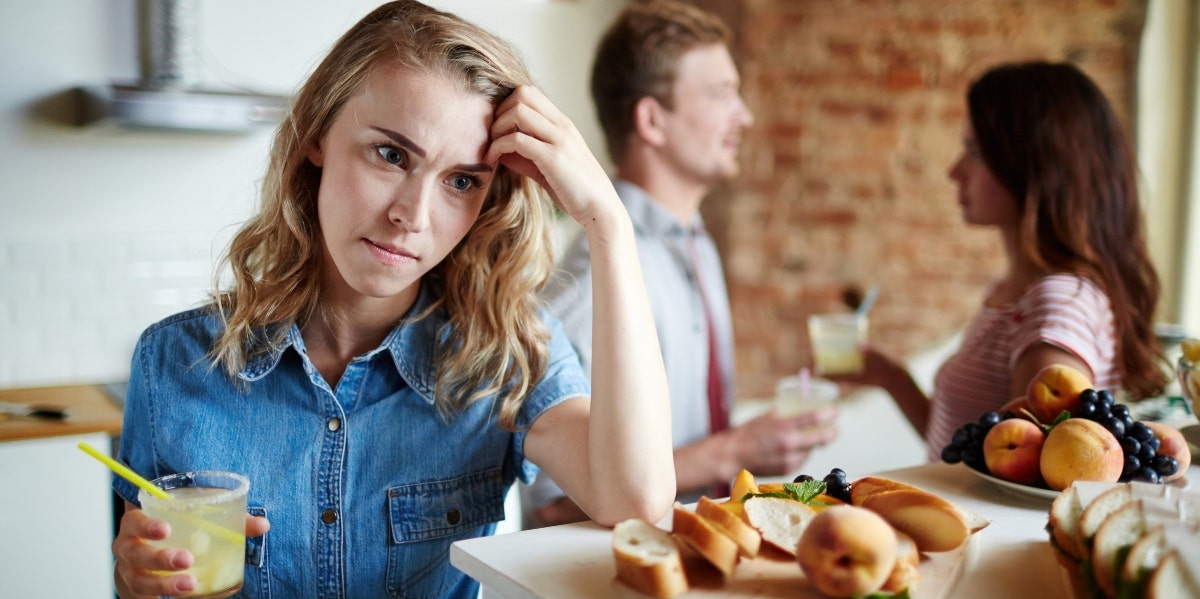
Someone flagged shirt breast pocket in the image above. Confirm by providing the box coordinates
[384,468,506,599]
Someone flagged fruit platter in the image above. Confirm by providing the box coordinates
[610,468,988,598]
[940,364,1192,501]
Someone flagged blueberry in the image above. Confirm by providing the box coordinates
[951,428,971,448]
[1132,466,1160,484]
[1144,437,1161,453]
[941,445,963,464]
[1078,388,1098,405]
[1112,404,1131,420]
[979,411,1002,427]
[1128,422,1154,442]
[1097,389,1115,407]
[1137,442,1157,462]
[824,468,848,488]
[1077,403,1098,420]
[1103,417,1126,439]
[793,474,814,483]
[1150,454,1179,477]
[1122,455,1141,478]
[1119,437,1141,456]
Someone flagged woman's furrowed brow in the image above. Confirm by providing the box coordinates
[371,125,493,173]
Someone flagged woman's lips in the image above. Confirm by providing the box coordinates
[366,239,416,266]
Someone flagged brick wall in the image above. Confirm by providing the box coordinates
[689,0,1147,397]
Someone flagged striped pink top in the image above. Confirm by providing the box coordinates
[924,274,1118,461]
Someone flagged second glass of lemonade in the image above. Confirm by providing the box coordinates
[807,313,868,375]
[138,471,249,599]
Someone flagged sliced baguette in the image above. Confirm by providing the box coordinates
[858,489,970,553]
[1091,500,1149,598]
[851,476,990,536]
[671,503,739,577]
[881,529,921,594]
[1047,483,1085,564]
[612,519,688,598]
[695,496,761,558]
[1145,549,1200,599]
[1077,484,1134,556]
[742,496,818,556]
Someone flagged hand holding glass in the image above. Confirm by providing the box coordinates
[775,369,839,417]
[138,471,249,599]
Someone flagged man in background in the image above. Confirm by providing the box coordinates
[524,0,838,527]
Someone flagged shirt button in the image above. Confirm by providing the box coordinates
[327,418,341,432]
[446,509,461,525]
[321,508,337,525]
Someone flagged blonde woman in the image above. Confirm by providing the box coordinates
[110,2,673,597]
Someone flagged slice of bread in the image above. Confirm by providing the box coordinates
[612,519,688,598]
[1077,485,1134,555]
[858,489,970,553]
[1091,500,1149,598]
[881,529,921,594]
[851,476,990,537]
[742,496,818,556]
[695,496,761,558]
[1145,549,1200,599]
[671,503,739,577]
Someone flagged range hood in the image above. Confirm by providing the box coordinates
[78,0,287,132]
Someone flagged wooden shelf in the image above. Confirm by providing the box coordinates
[0,384,123,442]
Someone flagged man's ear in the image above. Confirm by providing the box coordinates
[633,96,668,147]
[307,139,324,167]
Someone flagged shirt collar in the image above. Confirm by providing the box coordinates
[238,283,443,404]
[613,178,708,239]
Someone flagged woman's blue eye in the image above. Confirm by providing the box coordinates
[376,145,405,166]
[449,174,479,192]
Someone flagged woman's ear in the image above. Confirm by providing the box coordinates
[633,96,668,147]
[307,139,324,167]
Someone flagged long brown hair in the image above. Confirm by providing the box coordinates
[211,0,554,430]
[967,60,1166,399]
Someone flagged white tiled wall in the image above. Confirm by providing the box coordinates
[0,232,223,387]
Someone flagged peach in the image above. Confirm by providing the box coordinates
[1145,421,1191,482]
[999,396,1037,422]
[983,418,1046,485]
[796,505,897,597]
[1039,418,1123,491]
[1027,364,1092,423]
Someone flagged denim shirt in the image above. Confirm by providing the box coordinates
[114,283,590,599]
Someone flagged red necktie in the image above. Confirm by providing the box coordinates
[687,236,730,496]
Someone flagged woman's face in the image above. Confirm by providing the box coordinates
[308,66,496,309]
[948,120,1020,228]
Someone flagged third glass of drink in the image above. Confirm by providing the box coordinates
[807,313,868,375]
[138,471,249,599]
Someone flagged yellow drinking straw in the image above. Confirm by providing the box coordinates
[78,441,170,499]
[77,441,245,545]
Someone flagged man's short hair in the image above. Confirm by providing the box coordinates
[591,0,731,164]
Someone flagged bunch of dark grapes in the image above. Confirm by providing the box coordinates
[793,467,853,503]
[940,411,1002,473]
[1074,389,1178,484]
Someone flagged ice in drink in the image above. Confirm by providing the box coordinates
[139,471,248,599]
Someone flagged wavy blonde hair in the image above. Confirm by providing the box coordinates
[211,0,554,430]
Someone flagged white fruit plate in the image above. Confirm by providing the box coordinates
[965,468,1059,502]
[965,466,1190,503]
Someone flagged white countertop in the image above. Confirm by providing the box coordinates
[452,461,1200,599]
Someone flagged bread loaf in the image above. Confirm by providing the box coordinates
[880,529,921,594]
[671,502,740,577]
[695,496,761,558]
[612,519,688,598]
[742,496,818,556]
[850,475,990,549]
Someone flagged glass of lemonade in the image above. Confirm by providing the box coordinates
[807,313,868,375]
[138,471,249,599]
[774,370,839,417]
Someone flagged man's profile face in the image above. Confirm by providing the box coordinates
[659,43,754,185]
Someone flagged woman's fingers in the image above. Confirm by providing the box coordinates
[113,508,199,598]
[245,513,271,537]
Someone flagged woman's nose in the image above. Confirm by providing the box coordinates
[389,180,433,232]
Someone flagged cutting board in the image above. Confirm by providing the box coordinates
[0,384,123,442]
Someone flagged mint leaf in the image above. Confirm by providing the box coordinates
[784,480,827,504]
